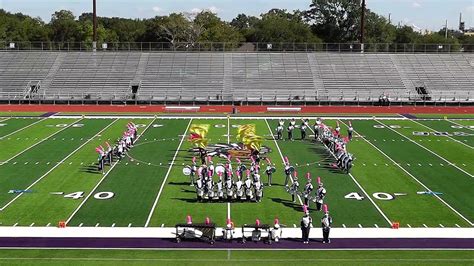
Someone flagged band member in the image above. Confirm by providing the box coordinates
[322,212,333,244]
[289,174,299,203]
[199,148,207,165]
[283,158,293,187]
[235,176,244,200]
[301,212,312,244]
[271,219,282,242]
[208,157,215,177]
[276,124,283,140]
[236,158,245,178]
[303,177,314,206]
[347,121,354,141]
[265,160,275,186]
[335,122,341,138]
[255,182,263,202]
[105,142,113,165]
[223,219,235,241]
[206,174,214,200]
[216,179,224,201]
[315,183,326,211]
[196,177,204,202]
[278,119,284,128]
[288,120,295,141]
[314,118,322,140]
[300,119,308,140]
[97,149,105,174]
[245,174,253,201]
[226,173,235,200]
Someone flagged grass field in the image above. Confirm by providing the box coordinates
[0,115,473,228]
[0,249,472,265]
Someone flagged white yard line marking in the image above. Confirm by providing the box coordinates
[309,122,392,226]
[0,118,44,139]
[0,118,83,166]
[66,118,156,224]
[408,119,473,150]
[0,118,116,211]
[447,119,474,132]
[376,120,473,178]
[227,115,231,220]
[264,119,304,206]
[341,120,473,226]
[144,119,192,227]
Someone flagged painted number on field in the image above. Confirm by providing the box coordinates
[372,192,394,201]
[56,124,69,128]
[64,191,114,200]
[344,192,364,201]
[135,124,147,128]
[153,124,163,128]
[93,191,115,200]
[72,124,84,128]
[214,124,226,128]
[373,125,401,129]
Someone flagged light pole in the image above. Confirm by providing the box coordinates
[93,0,97,51]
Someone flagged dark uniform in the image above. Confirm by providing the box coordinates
[301,213,312,244]
[321,213,333,243]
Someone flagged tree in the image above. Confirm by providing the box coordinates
[230,14,259,42]
[254,9,321,43]
[195,11,244,43]
[394,25,421,44]
[305,0,361,43]
[50,10,79,43]
[364,10,396,43]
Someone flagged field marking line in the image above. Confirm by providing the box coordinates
[340,120,474,226]
[0,118,113,211]
[376,119,474,178]
[0,117,45,139]
[447,119,474,132]
[0,247,473,251]
[408,119,473,150]
[264,119,304,206]
[65,118,156,224]
[144,119,192,227]
[0,258,472,262]
[0,117,11,124]
[307,122,392,226]
[0,118,85,166]
[227,115,231,220]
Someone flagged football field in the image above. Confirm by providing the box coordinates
[0,114,473,229]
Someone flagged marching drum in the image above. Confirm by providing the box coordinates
[182,166,192,176]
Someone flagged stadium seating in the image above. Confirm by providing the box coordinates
[0,51,472,103]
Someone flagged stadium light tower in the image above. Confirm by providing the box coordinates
[93,0,97,51]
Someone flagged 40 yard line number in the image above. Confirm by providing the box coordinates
[64,191,114,200]
[345,192,394,201]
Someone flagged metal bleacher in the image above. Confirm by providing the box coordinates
[0,51,472,104]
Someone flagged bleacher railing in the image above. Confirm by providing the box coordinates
[1,41,473,53]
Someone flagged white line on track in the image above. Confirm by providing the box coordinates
[0,118,84,166]
[407,119,473,150]
[376,119,474,178]
[264,119,304,206]
[66,118,156,225]
[0,118,44,139]
[144,119,192,227]
[340,120,473,226]
[0,118,114,211]
[308,121,392,226]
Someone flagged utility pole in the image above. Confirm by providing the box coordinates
[445,19,448,39]
[388,13,391,24]
[360,0,366,51]
[93,0,97,51]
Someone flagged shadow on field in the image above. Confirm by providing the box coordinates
[271,198,303,212]
[169,181,192,186]
[80,165,101,174]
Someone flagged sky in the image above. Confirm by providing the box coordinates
[0,0,473,32]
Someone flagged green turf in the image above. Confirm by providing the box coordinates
[415,120,474,148]
[0,118,76,162]
[0,249,472,265]
[414,114,474,119]
[0,118,42,137]
[354,120,473,224]
[338,119,470,227]
[69,119,189,227]
[383,119,474,174]
[267,119,388,228]
[0,119,148,226]
[0,118,111,208]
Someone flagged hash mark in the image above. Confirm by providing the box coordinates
[128,223,132,227]
[29,223,35,227]
[161,224,165,227]
[439,224,444,228]
[374,224,378,228]
[13,223,18,227]
[455,224,460,228]
[112,223,116,227]
[95,223,100,227]
[407,224,411,228]
[358,224,362,228]
[423,224,428,228]
[46,223,51,227]
[342,224,346,228]
[79,223,83,227]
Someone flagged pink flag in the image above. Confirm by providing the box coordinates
[284,156,289,163]
[323,204,328,213]
[192,157,196,163]
[266,158,271,164]
[246,169,250,176]
[306,172,311,180]
[294,171,298,177]
[186,215,192,224]
[317,176,321,184]
[302,205,308,213]
[256,219,261,226]
[236,158,241,164]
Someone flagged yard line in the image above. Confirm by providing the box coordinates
[0,118,116,211]
[447,119,474,131]
[66,118,156,225]
[144,119,192,227]
[307,121,392,226]
[0,118,83,166]
[339,120,473,226]
[408,119,473,150]
[376,119,474,178]
[227,115,231,220]
[0,118,44,139]
[264,119,304,206]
